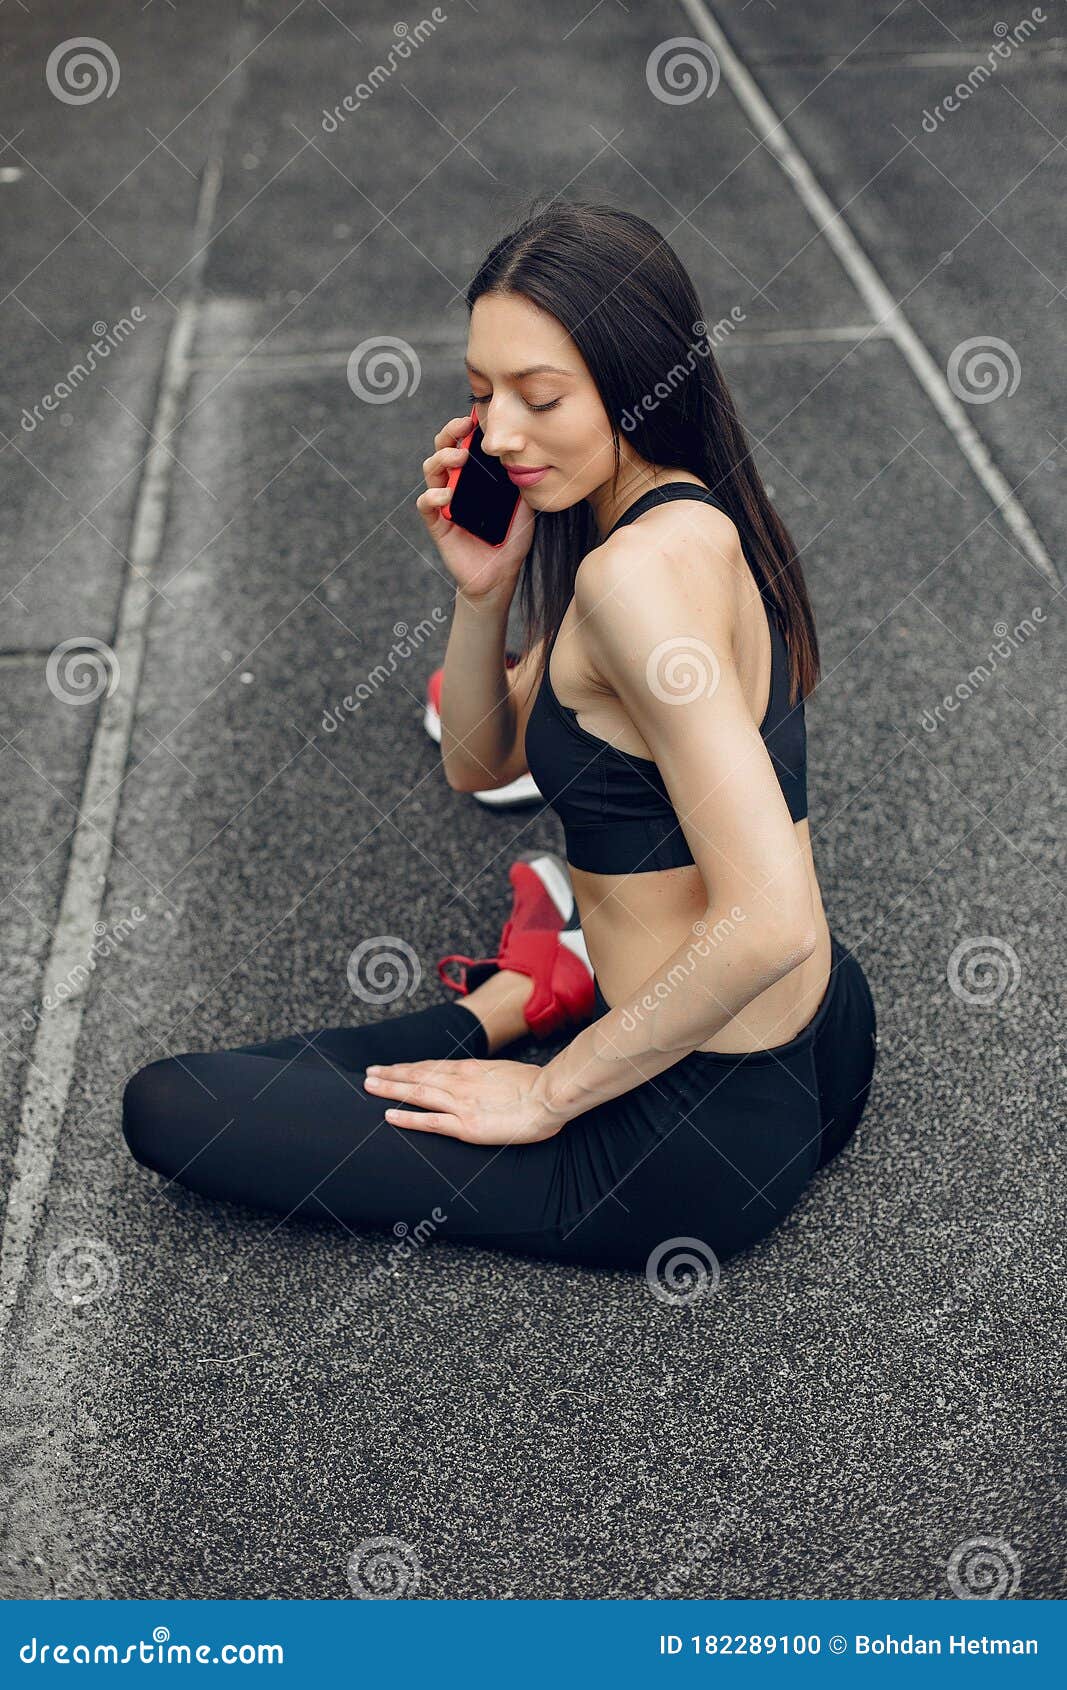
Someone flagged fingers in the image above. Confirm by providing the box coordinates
[365,1075,453,1109]
[434,414,476,451]
[364,1059,486,1138]
[421,443,469,490]
[385,1111,466,1137]
[414,486,453,527]
[423,414,474,495]
[365,1059,465,1076]
[364,1065,470,1115]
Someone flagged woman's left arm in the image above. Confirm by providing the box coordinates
[367,524,817,1142]
[530,529,818,1127]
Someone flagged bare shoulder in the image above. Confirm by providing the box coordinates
[575,497,745,644]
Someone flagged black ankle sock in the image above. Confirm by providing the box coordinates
[301,1000,490,1071]
[448,1000,491,1059]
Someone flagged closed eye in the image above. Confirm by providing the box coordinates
[467,392,560,414]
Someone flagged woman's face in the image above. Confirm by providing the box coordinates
[464,292,623,511]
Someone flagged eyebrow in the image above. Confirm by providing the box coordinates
[464,359,575,380]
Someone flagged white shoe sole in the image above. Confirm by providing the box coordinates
[423,700,543,808]
[471,774,543,808]
[512,851,593,978]
[513,849,573,922]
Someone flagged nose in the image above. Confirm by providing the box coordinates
[478,397,526,459]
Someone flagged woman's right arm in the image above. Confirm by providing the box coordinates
[441,603,546,792]
[416,413,539,792]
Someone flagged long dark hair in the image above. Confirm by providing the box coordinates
[465,197,820,704]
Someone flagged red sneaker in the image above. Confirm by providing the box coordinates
[424,656,542,808]
[437,851,594,1039]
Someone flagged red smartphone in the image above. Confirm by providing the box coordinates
[441,404,523,546]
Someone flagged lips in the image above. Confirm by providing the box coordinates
[505,465,551,485]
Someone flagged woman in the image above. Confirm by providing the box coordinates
[123,200,877,1274]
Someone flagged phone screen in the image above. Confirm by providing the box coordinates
[447,422,522,545]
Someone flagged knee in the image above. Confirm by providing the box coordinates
[121,1056,189,1174]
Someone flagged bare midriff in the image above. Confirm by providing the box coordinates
[569,835,832,1056]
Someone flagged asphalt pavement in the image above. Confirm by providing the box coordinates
[0,0,1063,1600]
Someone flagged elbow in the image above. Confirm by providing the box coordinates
[439,735,483,793]
[733,882,819,981]
[443,742,517,794]
[698,905,816,989]
[759,920,818,978]
[723,903,815,981]
[443,761,482,794]
[444,755,507,794]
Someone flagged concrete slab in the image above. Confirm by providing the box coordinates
[0,0,231,644]
[753,51,1066,568]
[194,0,862,359]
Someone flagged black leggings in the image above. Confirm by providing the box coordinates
[122,932,877,1273]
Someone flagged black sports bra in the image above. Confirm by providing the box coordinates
[523,484,808,875]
